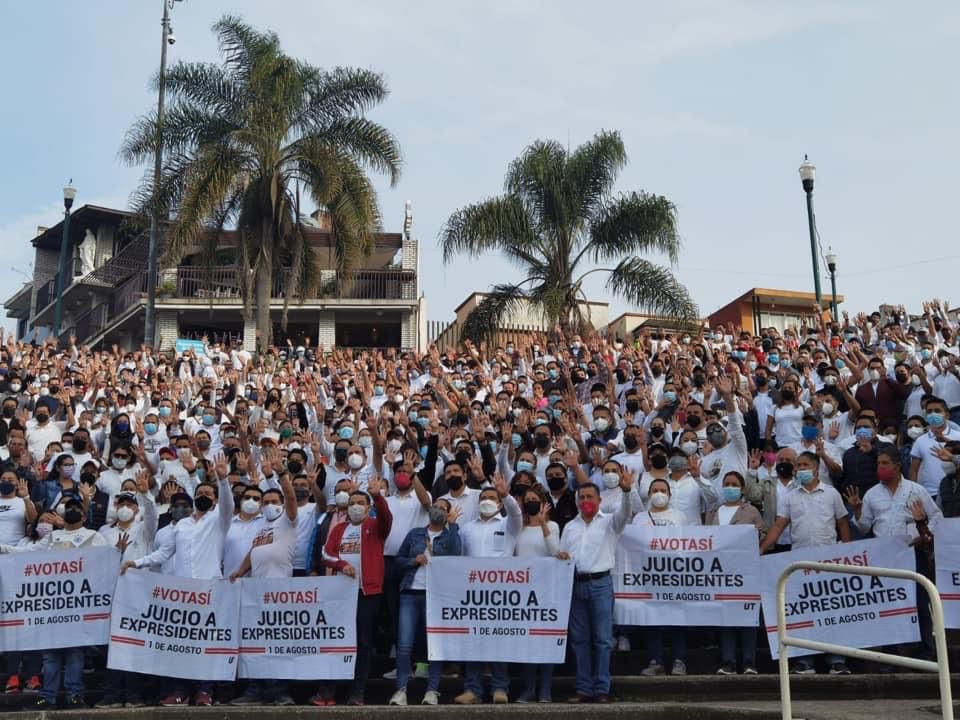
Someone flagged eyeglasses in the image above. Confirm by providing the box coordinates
[241,495,261,502]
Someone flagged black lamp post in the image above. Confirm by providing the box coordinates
[826,247,838,319]
[52,181,77,338]
[798,155,822,306]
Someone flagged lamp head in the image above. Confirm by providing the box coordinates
[63,181,77,211]
[798,155,815,193]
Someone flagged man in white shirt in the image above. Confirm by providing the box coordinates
[454,475,522,705]
[439,461,481,524]
[25,407,63,461]
[664,449,718,526]
[911,397,960,498]
[558,468,635,703]
[222,484,265,579]
[699,379,749,494]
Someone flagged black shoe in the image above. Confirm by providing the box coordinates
[64,694,87,709]
[32,697,55,710]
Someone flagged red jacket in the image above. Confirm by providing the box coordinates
[323,493,392,596]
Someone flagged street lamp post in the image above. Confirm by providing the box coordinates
[798,155,822,306]
[144,0,179,347]
[52,182,77,339]
[825,248,839,320]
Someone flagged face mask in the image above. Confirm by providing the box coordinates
[545,474,565,492]
[768,378,778,389]
[335,491,350,508]
[374,386,385,396]
[821,402,835,416]
[650,455,668,470]
[876,466,897,483]
[722,486,742,504]
[478,499,499,518]
[781,389,795,401]
[624,436,639,451]
[649,491,669,509]
[445,475,464,491]
[387,439,403,454]
[686,415,702,429]
[824,375,838,387]
[668,456,689,473]
[927,413,946,428]
[907,426,925,440]
[878,434,896,444]
[801,426,819,442]
[64,507,83,525]
[516,460,534,473]
[170,505,191,521]
[109,457,127,471]
[416,416,430,429]
[707,430,725,447]
[72,438,87,452]
[35,413,49,424]
[943,457,960,475]
[116,420,131,433]
[262,504,283,522]
[593,418,610,433]
[347,453,364,470]
[347,504,367,523]
[61,465,76,479]
[424,506,447,526]
[869,370,882,382]
[334,448,349,463]
[197,440,211,451]
[855,427,874,441]
[680,441,699,456]
[602,472,620,489]
[202,414,215,426]
[116,506,136,523]
[578,499,599,518]
[338,426,354,440]
[194,495,214,512]
[38,387,50,397]
[158,406,172,417]
[8,383,20,393]
[775,462,794,478]
[241,498,261,515]
[36,522,53,538]
[534,435,551,450]
[663,391,677,403]
[0,480,15,496]
[394,472,412,491]
[796,469,815,486]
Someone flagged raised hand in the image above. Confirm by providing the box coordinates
[843,486,862,508]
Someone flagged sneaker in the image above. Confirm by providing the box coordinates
[24,676,42,693]
[641,660,665,677]
[742,664,758,675]
[492,689,509,704]
[346,695,365,707]
[829,662,851,675]
[95,695,124,709]
[382,668,398,680]
[4,675,19,694]
[390,689,408,706]
[309,693,327,707]
[617,635,632,652]
[671,659,687,676]
[64,695,87,709]
[32,697,55,710]
[125,696,145,708]
[538,696,553,703]
[515,691,535,704]
[716,663,736,676]
[791,662,816,675]
[230,692,262,706]
[160,693,189,706]
[422,690,440,706]
[273,693,296,706]
[194,691,213,706]
[454,690,482,705]
[414,662,430,679]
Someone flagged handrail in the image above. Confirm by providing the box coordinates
[777,561,952,720]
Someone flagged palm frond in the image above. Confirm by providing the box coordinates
[585,191,680,265]
[297,66,390,127]
[439,196,538,264]
[564,129,626,223]
[460,284,530,344]
[604,257,698,320]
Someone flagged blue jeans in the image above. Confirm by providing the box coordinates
[396,592,441,692]
[464,661,508,696]
[41,647,84,702]
[521,663,553,700]
[569,574,614,697]
[646,628,687,665]
[720,627,757,666]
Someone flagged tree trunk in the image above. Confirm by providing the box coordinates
[255,239,273,353]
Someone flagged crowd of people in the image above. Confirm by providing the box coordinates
[0,298,957,708]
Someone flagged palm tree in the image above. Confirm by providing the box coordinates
[440,130,696,341]
[121,15,401,347]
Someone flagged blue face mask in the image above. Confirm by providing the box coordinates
[663,391,677,403]
[781,358,792,369]
[548,369,559,380]
[144,423,158,435]
[549,395,562,405]
[116,421,129,433]
[551,408,562,419]
[516,460,534,473]
[416,416,430,428]
[722,486,742,503]
[202,414,215,426]
[419,446,428,459]
[338,426,354,440]
[768,355,780,365]
[511,433,523,448]
[533,418,547,427]
[488,441,498,453]
[835,359,845,369]
[927,412,946,428]
[921,349,932,360]
[158,406,172,417]
[801,425,819,441]
[796,469,815,486]
[196,468,206,482]
[374,386,385,396]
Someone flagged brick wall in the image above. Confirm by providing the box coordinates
[242,317,257,352]
[157,309,179,350]
[400,310,417,350]
[317,310,335,349]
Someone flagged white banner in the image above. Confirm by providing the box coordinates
[0,547,119,651]
[107,570,240,680]
[761,538,919,658]
[614,525,761,627]
[426,556,574,662]
[238,576,357,680]
[935,518,960,628]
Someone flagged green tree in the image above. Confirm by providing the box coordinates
[121,15,401,346]
[440,130,696,340]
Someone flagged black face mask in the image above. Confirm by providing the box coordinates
[776,462,794,478]
[511,485,530,498]
[455,451,472,466]
[546,475,566,492]
[626,400,640,414]
[194,495,214,512]
[64,507,83,524]
[650,426,665,439]
[80,471,97,485]
[335,398,345,407]
[35,414,49,424]
[1,407,13,419]
[623,436,639,451]
[615,370,627,383]
[287,460,303,475]
[534,435,551,450]
[523,500,542,516]
[445,475,464,491]
[756,376,768,387]
[650,455,668,470]
[294,488,310,501]
[456,413,470,425]
[333,448,348,463]
[687,415,702,428]
[0,481,15,496]
[73,438,87,452]
[781,389,796,401]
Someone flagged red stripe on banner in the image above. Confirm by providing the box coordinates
[110,635,146,647]
[239,647,266,654]
[426,627,470,634]
[714,594,761,601]
[83,613,111,621]
[528,629,567,636]
[0,619,25,628]
[318,647,358,653]
[613,592,653,599]
[941,594,960,601]
[204,648,239,655]
[765,621,815,633]
[878,607,917,618]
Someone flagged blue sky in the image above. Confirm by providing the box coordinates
[2,1,959,332]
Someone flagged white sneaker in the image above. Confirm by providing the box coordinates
[389,689,407,706]
[617,635,631,652]
[414,662,430,679]
[382,668,398,680]
[671,659,687,676]
[422,690,440,706]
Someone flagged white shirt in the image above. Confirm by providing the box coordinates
[515,522,560,557]
[461,496,523,557]
[934,372,960,409]
[777,482,847,549]
[440,487,481,525]
[857,478,942,543]
[385,491,430,556]
[25,419,63,460]
[560,489,634,573]
[0,496,28,545]
[700,410,749,494]
[772,403,807,446]
[633,508,687,527]
[293,503,319,571]
[223,514,265,578]
[666,473,719,526]
[786,440,843,488]
[250,514,298,578]
[912,428,960,495]
[152,522,178,573]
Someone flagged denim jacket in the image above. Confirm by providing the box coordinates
[396,523,462,591]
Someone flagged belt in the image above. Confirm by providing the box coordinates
[575,570,609,582]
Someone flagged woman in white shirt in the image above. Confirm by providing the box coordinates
[704,472,765,677]
[765,377,807,446]
[515,485,560,703]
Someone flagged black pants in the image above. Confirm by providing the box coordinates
[353,592,381,699]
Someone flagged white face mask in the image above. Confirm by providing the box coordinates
[335,491,350,509]
[593,418,610,433]
[907,426,925,440]
[869,369,882,382]
[358,436,373,448]
[878,434,897,444]
[821,402,835,417]
[347,504,366,523]
[262,504,283,522]
[478,499,500,518]
[347,453,364,470]
[116,506,136,523]
[681,441,699,456]
[602,472,620,489]
[241,498,261,516]
[387,439,403,454]
[649,491,669,509]
[823,375,837,386]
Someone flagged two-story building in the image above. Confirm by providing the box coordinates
[5,203,424,351]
